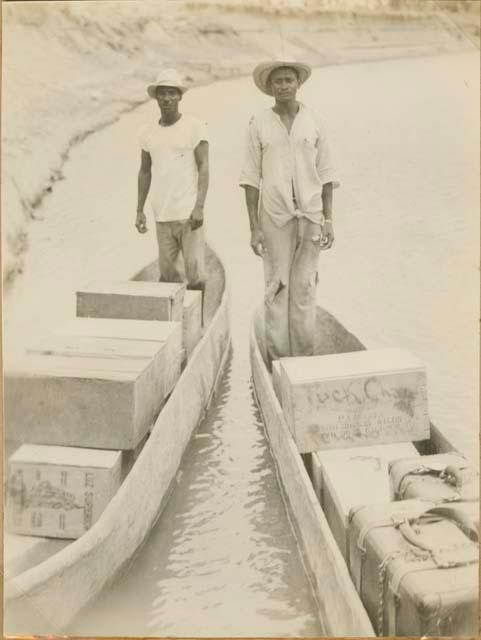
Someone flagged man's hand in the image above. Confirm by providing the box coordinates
[250,227,266,257]
[189,205,204,231]
[135,211,148,234]
[320,220,334,250]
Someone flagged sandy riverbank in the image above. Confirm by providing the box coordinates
[2,0,476,285]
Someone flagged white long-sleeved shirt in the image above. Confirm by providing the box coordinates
[239,104,339,226]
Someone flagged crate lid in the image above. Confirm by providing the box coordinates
[59,317,180,342]
[77,281,185,299]
[9,444,121,468]
[280,348,425,383]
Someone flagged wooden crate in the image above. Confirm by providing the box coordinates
[77,281,185,322]
[58,317,182,404]
[314,442,419,561]
[4,319,181,449]
[6,444,121,539]
[280,348,430,453]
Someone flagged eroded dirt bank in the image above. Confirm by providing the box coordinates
[2,0,473,284]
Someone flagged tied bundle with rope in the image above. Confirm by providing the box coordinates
[348,499,479,637]
[389,453,479,504]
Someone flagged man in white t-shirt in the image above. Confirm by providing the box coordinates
[136,69,209,294]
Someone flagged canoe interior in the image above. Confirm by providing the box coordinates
[4,246,229,634]
[251,304,463,636]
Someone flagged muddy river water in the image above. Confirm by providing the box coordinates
[4,51,479,636]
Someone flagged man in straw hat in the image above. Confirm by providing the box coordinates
[136,69,209,295]
[240,59,339,366]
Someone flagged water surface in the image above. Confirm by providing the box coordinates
[4,51,479,636]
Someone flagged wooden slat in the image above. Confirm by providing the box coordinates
[79,281,183,297]
[28,335,162,360]
[10,353,146,378]
[59,317,179,342]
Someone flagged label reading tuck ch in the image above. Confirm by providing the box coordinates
[286,371,429,452]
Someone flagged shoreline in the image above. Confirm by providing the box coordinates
[2,47,478,632]
[2,2,475,287]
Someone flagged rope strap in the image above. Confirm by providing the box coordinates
[377,543,478,637]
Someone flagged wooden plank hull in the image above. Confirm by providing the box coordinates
[4,246,231,633]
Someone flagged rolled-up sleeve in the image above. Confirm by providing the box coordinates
[239,117,262,189]
[316,119,340,189]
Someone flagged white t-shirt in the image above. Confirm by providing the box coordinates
[139,114,208,222]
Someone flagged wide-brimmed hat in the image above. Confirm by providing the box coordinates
[147,69,187,99]
[253,60,312,96]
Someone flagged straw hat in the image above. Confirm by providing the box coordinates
[253,60,312,96]
[147,69,187,99]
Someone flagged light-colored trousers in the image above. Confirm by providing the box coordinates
[155,220,205,288]
[261,211,321,362]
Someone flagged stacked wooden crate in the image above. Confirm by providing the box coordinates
[77,281,203,363]
[274,349,427,560]
[273,347,479,636]
[5,279,203,542]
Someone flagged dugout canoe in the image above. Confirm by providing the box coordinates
[249,305,475,637]
[4,245,231,634]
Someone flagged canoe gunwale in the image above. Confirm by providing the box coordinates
[249,314,375,637]
[5,247,231,633]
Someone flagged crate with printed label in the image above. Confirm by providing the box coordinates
[6,444,121,539]
[280,348,430,453]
